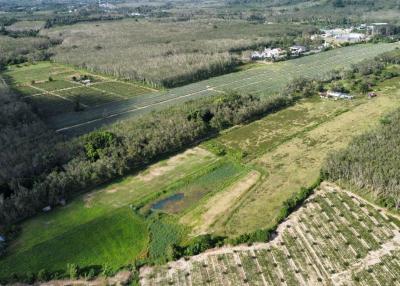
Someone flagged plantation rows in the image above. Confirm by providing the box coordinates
[52,43,400,135]
[140,183,400,285]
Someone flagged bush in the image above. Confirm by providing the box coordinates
[66,263,79,279]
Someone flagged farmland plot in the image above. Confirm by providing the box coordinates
[47,42,400,135]
[140,182,400,286]
[3,62,155,118]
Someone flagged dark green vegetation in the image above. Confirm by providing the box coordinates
[2,0,400,283]
[0,87,294,229]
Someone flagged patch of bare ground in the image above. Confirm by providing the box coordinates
[181,170,261,236]
[139,182,400,286]
[138,147,210,182]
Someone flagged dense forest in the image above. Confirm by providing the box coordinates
[0,79,71,220]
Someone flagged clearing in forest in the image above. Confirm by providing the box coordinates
[140,182,400,286]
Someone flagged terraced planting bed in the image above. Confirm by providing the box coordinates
[140,182,400,286]
[45,42,400,135]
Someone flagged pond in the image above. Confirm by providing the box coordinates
[151,193,184,210]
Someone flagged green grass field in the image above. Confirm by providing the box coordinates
[0,148,250,279]
[0,208,148,276]
[47,42,400,135]
[3,62,155,118]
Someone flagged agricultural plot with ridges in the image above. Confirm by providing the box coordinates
[49,42,400,135]
[3,62,155,118]
[140,182,400,286]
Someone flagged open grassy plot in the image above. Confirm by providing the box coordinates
[33,79,78,91]
[2,62,155,118]
[210,96,365,160]
[6,20,45,32]
[49,42,400,135]
[0,148,220,277]
[58,86,120,106]
[92,81,153,99]
[4,62,69,84]
[140,183,400,286]
[25,94,75,117]
[0,208,148,277]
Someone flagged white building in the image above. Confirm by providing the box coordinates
[251,48,287,61]
[325,91,354,100]
[290,45,308,55]
[321,28,366,43]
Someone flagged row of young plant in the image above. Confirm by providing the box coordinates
[143,187,400,285]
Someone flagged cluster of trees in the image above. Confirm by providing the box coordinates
[323,109,400,209]
[0,81,71,232]
[44,14,124,29]
[0,35,60,67]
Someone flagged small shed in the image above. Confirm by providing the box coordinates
[0,235,5,242]
[42,206,52,212]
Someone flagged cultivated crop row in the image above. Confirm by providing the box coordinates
[140,183,400,285]
[51,43,400,134]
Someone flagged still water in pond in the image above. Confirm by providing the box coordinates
[151,193,184,210]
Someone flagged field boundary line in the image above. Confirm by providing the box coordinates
[27,84,89,108]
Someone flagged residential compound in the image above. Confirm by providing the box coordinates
[251,46,308,61]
